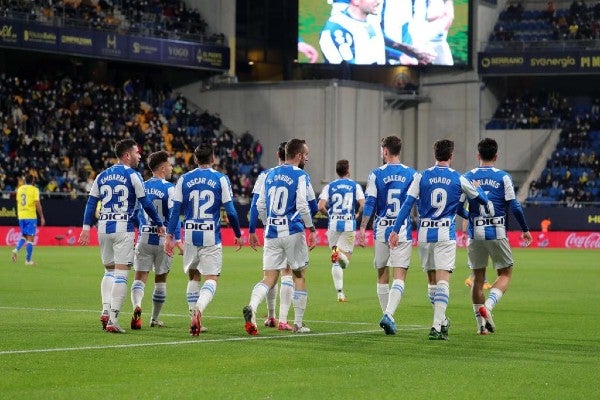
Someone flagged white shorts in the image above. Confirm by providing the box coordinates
[327,230,356,253]
[98,232,135,266]
[373,240,412,269]
[263,232,308,271]
[468,238,514,270]
[134,242,173,275]
[418,240,456,272]
[183,242,222,276]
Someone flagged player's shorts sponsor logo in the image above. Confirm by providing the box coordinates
[185,222,215,231]
[99,213,129,221]
[420,218,450,228]
[474,216,505,226]
[331,214,353,221]
[268,217,288,226]
[141,225,160,234]
[378,218,396,227]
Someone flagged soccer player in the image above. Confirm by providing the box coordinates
[79,139,165,333]
[130,151,183,330]
[249,142,295,331]
[357,136,416,335]
[243,138,318,335]
[165,143,243,336]
[12,174,45,265]
[389,139,488,340]
[409,0,455,65]
[320,0,387,64]
[462,138,532,335]
[318,159,365,302]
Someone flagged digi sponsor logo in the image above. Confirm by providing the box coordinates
[185,222,214,231]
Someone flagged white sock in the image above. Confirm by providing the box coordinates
[428,284,436,307]
[293,290,308,327]
[384,279,405,317]
[278,275,294,323]
[473,303,485,329]
[130,280,145,309]
[249,282,270,321]
[186,281,200,315]
[485,288,504,311]
[266,283,278,319]
[331,263,344,292]
[152,282,166,321]
[109,269,129,324]
[377,284,390,313]
[101,271,114,313]
[197,279,217,313]
[432,280,449,331]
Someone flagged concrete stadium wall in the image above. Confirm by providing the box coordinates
[178,80,407,190]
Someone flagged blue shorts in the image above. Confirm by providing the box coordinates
[19,219,37,236]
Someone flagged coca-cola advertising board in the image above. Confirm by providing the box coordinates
[1,226,599,249]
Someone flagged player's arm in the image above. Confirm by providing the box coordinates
[460,176,489,207]
[79,194,100,245]
[317,184,329,214]
[221,176,243,250]
[133,173,164,227]
[457,194,469,220]
[35,199,45,226]
[139,196,163,227]
[386,38,435,65]
[355,183,366,220]
[297,175,317,250]
[307,182,319,217]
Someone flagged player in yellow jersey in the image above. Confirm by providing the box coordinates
[12,175,45,265]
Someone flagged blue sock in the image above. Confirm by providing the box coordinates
[25,242,33,261]
[15,238,26,251]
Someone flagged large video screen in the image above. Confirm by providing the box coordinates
[298,0,471,67]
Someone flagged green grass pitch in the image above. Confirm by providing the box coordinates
[1,245,598,399]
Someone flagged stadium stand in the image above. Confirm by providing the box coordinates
[485,90,600,206]
[0,0,225,44]
[0,74,264,201]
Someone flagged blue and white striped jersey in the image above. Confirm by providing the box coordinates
[407,166,485,243]
[137,177,180,245]
[463,166,518,240]
[256,164,314,239]
[88,164,148,234]
[319,178,365,232]
[172,167,235,246]
[364,163,416,243]
[319,9,386,64]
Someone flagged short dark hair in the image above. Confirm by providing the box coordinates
[278,141,287,162]
[114,138,138,159]
[25,175,34,184]
[336,160,349,177]
[285,139,306,160]
[381,136,402,156]
[478,138,498,162]
[148,150,170,171]
[434,139,454,162]
[194,143,214,165]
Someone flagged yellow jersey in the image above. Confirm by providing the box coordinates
[16,184,40,220]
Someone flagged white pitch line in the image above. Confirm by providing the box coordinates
[0,327,427,356]
[0,306,419,327]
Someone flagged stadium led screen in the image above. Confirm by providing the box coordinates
[298,0,471,67]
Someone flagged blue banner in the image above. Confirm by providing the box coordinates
[479,50,600,74]
[0,18,229,70]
